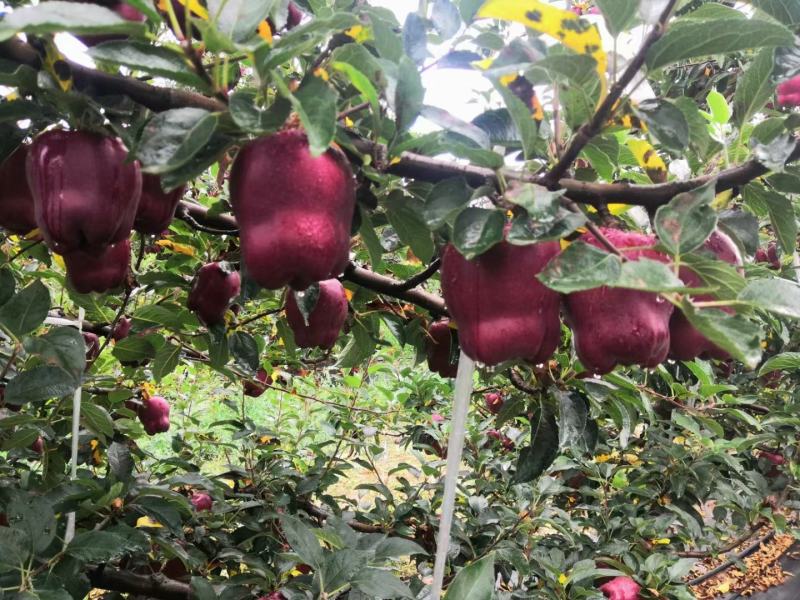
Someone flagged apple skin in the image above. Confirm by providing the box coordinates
[485,429,514,452]
[187,262,241,327]
[762,451,785,466]
[425,319,459,378]
[440,239,561,366]
[63,238,131,295]
[778,74,800,107]
[243,368,272,397]
[27,130,141,254]
[258,593,287,600]
[564,228,673,375]
[230,129,356,290]
[134,174,185,234]
[669,230,742,361]
[599,576,642,600]
[0,145,37,234]
[287,3,303,28]
[755,242,781,270]
[484,392,504,415]
[138,395,170,435]
[285,279,348,350]
[190,492,213,511]
[112,317,133,342]
[83,332,101,361]
[30,436,44,454]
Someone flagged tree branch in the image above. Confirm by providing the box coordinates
[88,565,192,600]
[541,0,680,186]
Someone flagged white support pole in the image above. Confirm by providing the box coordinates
[430,351,475,600]
[64,306,85,546]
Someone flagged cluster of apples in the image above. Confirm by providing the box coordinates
[0,131,185,294]
[427,228,743,377]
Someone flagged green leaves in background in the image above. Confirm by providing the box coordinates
[0,281,50,338]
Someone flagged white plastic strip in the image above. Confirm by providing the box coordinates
[64,306,85,545]
[431,351,475,600]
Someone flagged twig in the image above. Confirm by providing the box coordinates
[181,41,227,104]
[385,258,442,292]
[508,370,538,395]
[687,530,776,586]
[338,101,370,121]
[540,0,680,187]
[677,522,765,559]
[236,307,282,328]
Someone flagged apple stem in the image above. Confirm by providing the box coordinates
[431,351,475,599]
[64,306,85,546]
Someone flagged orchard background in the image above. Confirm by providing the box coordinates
[1,0,800,598]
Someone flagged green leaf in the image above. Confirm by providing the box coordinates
[654,180,717,255]
[739,278,800,319]
[679,301,762,369]
[557,390,597,455]
[515,409,559,483]
[108,441,133,479]
[0,527,30,571]
[432,0,461,39]
[358,208,384,270]
[595,0,639,36]
[153,342,182,382]
[206,0,272,44]
[420,105,490,149]
[706,90,731,125]
[7,493,56,553]
[752,133,797,172]
[351,568,414,599]
[681,254,745,300]
[66,531,128,562]
[330,61,381,127]
[279,515,324,570]
[89,41,207,88]
[635,99,689,151]
[674,97,714,157]
[537,241,621,294]
[137,108,218,175]
[452,208,505,260]
[403,12,428,64]
[734,47,776,127]
[24,327,85,379]
[752,0,800,25]
[422,178,473,230]
[336,319,376,369]
[395,56,424,133]
[229,90,290,135]
[229,332,260,372]
[0,269,15,306]
[190,577,217,600]
[81,403,114,439]
[372,537,426,561]
[291,75,338,156]
[4,366,78,405]
[208,330,229,370]
[112,336,157,364]
[383,192,435,263]
[0,1,146,42]
[759,352,800,376]
[444,554,495,600]
[646,18,794,71]
[493,79,542,160]
[742,185,797,254]
[0,280,50,338]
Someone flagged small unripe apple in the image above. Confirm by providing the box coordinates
[83,332,101,361]
[63,238,131,294]
[243,368,272,397]
[285,279,349,349]
[599,576,642,600]
[190,492,213,511]
[187,262,241,327]
[112,317,132,342]
[484,392,504,415]
[138,396,170,435]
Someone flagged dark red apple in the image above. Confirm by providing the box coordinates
[30,436,44,454]
[564,228,673,374]
[599,576,642,600]
[190,492,213,511]
[230,129,355,290]
[485,429,514,452]
[285,279,348,349]
[187,262,241,327]
[484,392,504,415]
[287,3,303,28]
[440,238,561,366]
[83,332,101,361]
[669,230,741,361]
[755,242,780,270]
[761,451,785,466]
[134,174,185,234]
[0,145,37,234]
[27,130,141,253]
[63,239,131,294]
[243,368,272,397]
[138,395,170,435]
[258,593,287,600]
[112,317,133,341]
[425,319,459,377]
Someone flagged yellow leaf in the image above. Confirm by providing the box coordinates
[257,21,273,44]
[141,382,155,400]
[477,0,607,102]
[42,41,72,92]
[344,288,354,302]
[627,139,667,183]
[471,56,496,71]
[344,24,373,43]
[389,157,402,165]
[155,239,196,256]
[717,581,731,593]
[651,538,671,545]
[623,453,642,466]
[52,254,65,270]
[289,568,303,577]
[313,68,330,82]
[136,516,163,528]
[24,228,41,240]
[221,478,235,489]
[179,0,208,19]
[344,116,354,127]
[558,573,568,585]
[713,189,733,209]
[499,73,517,87]
[673,436,686,445]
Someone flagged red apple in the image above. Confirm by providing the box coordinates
[30,436,44,454]
[63,239,131,294]
[484,392,504,415]
[778,74,800,107]
[285,279,348,349]
[425,319,459,377]
[190,492,213,511]
[138,396,170,435]
[112,317,133,341]
[243,368,272,397]
[599,576,642,600]
[134,174,185,234]
[187,262,241,327]
[0,145,37,234]
[83,332,101,361]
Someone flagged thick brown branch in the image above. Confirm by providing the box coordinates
[541,0,680,186]
[343,263,448,317]
[88,565,192,600]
